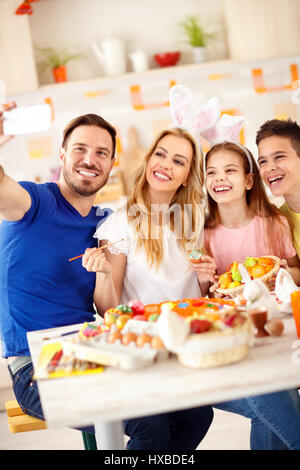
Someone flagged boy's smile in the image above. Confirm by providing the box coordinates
[258,136,300,198]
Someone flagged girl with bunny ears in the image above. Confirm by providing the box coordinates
[80,85,219,450]
[203,141,300,283]
[192,105,300,450]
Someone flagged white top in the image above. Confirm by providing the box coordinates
[94,208,201,305]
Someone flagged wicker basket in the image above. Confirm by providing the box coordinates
[177,318,253,369]
[216,255,280,298]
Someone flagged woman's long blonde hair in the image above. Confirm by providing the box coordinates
[127,127,205,268]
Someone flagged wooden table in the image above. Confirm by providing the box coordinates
[27,315,300,450]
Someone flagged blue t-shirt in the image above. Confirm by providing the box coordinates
[0,182,111,357]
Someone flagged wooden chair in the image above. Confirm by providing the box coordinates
[5,399,97,449]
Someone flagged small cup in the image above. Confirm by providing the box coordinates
[130,50,149,73]
[249,306,269,337]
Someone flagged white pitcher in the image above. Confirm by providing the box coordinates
[91,38,127,76]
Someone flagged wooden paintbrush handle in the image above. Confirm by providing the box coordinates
[68,238,124,262]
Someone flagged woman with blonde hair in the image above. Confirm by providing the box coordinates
[87,126,215,313]
[126,126,205,271]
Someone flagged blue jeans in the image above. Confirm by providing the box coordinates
[9,362,213,450]
[215,390,300,450]
[124,406,214,450]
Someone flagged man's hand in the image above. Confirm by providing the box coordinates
[0,103,33,220]
[0,102,16,147]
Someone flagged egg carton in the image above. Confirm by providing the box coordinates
[61,327,168,371]
[122,319,159,336]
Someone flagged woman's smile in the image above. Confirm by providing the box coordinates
[153,170,172,182]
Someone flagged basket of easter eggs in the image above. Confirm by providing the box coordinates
[216,255,280,298]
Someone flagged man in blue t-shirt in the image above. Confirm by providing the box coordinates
[0,103,213,450]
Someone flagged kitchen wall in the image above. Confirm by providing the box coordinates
[28,0,228,85]
[1,55,299,186]
[0,0,299,188]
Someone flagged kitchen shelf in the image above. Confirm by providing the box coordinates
[39,58,238,91]
[10,55,299,97]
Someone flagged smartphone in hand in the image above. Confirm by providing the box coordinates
[3,104,52,135]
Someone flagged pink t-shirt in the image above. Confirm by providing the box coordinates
[204,215,296,275]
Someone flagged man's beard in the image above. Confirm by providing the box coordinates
[62,165,110,197]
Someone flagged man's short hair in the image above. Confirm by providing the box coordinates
[62,113,117,158]
[256,119,300,158]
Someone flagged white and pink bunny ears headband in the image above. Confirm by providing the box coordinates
[169,85,253,173]
[169,84,221,139]
[201,113,253,173]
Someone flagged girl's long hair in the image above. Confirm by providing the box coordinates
[204,141,293,256]
[127,127,205,268]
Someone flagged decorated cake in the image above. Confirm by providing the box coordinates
[216,255,280,297]
[156,302,253,368]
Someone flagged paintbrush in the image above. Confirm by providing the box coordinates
[68,238,124,262]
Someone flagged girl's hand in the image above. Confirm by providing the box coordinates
[82,247,112,275]
[191,255,217,283]
[267,259,288,291]
[209,275,219,293]
[279,259,288,270]
[266,275,276,291]
[209,275,224,298]
[209,276,231,299]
